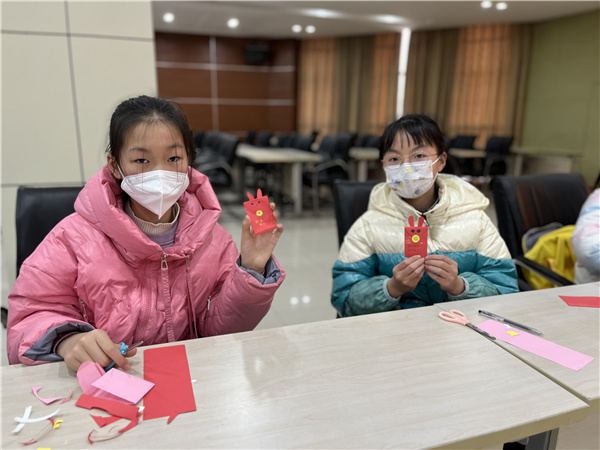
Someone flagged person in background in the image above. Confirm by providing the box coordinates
[331,114,518,317]
[571,182,600,284]
[8,95,285,370]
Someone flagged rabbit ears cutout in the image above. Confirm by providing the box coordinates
[408,216,426,227]
[247,189,266,201]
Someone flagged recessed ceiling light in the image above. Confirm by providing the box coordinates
[303,9,340,19]
[481,1,493,8]
[292,24,302,33]
[373,14,405,24]
[227,18,239,29]
[496,2,508,10]
[163,12,174,23]
[305,25,316,34]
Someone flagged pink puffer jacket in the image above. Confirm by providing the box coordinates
[7,166,285,365]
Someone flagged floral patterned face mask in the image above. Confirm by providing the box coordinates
[384,156,441,199]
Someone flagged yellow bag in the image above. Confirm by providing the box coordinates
[522,225,576,289]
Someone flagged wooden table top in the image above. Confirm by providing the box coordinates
[236,144,323,164]
[2,300,591,449]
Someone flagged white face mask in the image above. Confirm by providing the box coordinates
[384,156,441,199]
[118,167,190,218]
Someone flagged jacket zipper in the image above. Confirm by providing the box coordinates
[161,253,176,342]
[80,299,88,322]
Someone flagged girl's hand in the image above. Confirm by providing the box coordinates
[387,255,425,298]
[424,254,464,295]
[240,202,284,273]
[56,329,137,371]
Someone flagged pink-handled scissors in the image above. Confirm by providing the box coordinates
[439,310,496,340]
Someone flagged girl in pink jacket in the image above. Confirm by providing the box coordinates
[7,95,285,371]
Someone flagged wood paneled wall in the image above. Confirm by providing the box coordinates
[155,32,298,138]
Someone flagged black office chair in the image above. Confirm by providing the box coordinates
[303,134,353,213]
[193,130,204,152]
[291,133,316,152]
[245,130,256,145]
[452,135,478,175]
[332,180,379,248]
[255,131,273,148]
[491,173,588,291]
[194,132,240,190]
[276,132,297,148]
[1,186,83,328]
[482,136,513,177]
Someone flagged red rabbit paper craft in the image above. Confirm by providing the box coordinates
[404,216,428,257]
[244,189,278,235]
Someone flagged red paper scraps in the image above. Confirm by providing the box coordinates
[19,418,55,445]
[559,295,600,308]
[32,386,72,405]
[76,394,140,433]
[143,345,196,422]
[91,414,121,428]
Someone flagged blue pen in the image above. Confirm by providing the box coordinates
[104,341,144,371]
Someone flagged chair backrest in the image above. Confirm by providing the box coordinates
[485,136,513,157]
[276,132,297,148]
[452,135,477,149]
[337,131,358,148]
[491,173,588,259]
[204,131,220,151]
[316,135,338,159]
[333,180,379,248]
[292,134,315,151]
[16,186,83,274]
[255,131,273,148]
[193,130,204,150]
[335,133,354,161]
[217,133,240,166]
[245,130,256,145]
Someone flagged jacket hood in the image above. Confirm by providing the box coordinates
[74,165,221,264]
[369,174,489,223]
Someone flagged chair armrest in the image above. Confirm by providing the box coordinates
[195,161,232,174]
[514,255,574,287]
[311,159,349,174]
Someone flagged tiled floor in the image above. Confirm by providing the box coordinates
[0,188,498,366]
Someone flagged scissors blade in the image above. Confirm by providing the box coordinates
[466,323,496,340]
[126,341,144,352]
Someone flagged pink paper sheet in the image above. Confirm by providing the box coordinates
[478,319,594,371]
[559,295,600,308]
[77,361,154,404]
[92,369,154,405]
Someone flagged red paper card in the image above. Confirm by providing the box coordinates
[244,189,277,235]
[143,345,196,423]
[559,295,600,308]
[404,216,428,257]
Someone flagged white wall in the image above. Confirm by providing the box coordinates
[1,1,157,310]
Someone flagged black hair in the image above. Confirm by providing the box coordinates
[379,114,445,160]
[106,95,194,165]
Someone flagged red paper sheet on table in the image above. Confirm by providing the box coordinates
[143,345,196,422]
[559,295,600,308]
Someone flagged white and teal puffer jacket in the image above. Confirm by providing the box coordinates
[331,174,518,317]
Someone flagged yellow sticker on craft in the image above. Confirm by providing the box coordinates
[53,419,63,429]
[507,330,519,336]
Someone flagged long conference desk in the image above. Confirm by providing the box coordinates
[2,283,598,449]
[236,144,323,215]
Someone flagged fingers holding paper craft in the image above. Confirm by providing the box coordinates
[56,329,134,372]
[425,255,463,295]
[241,189,284,274]
[387,255,425,298]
